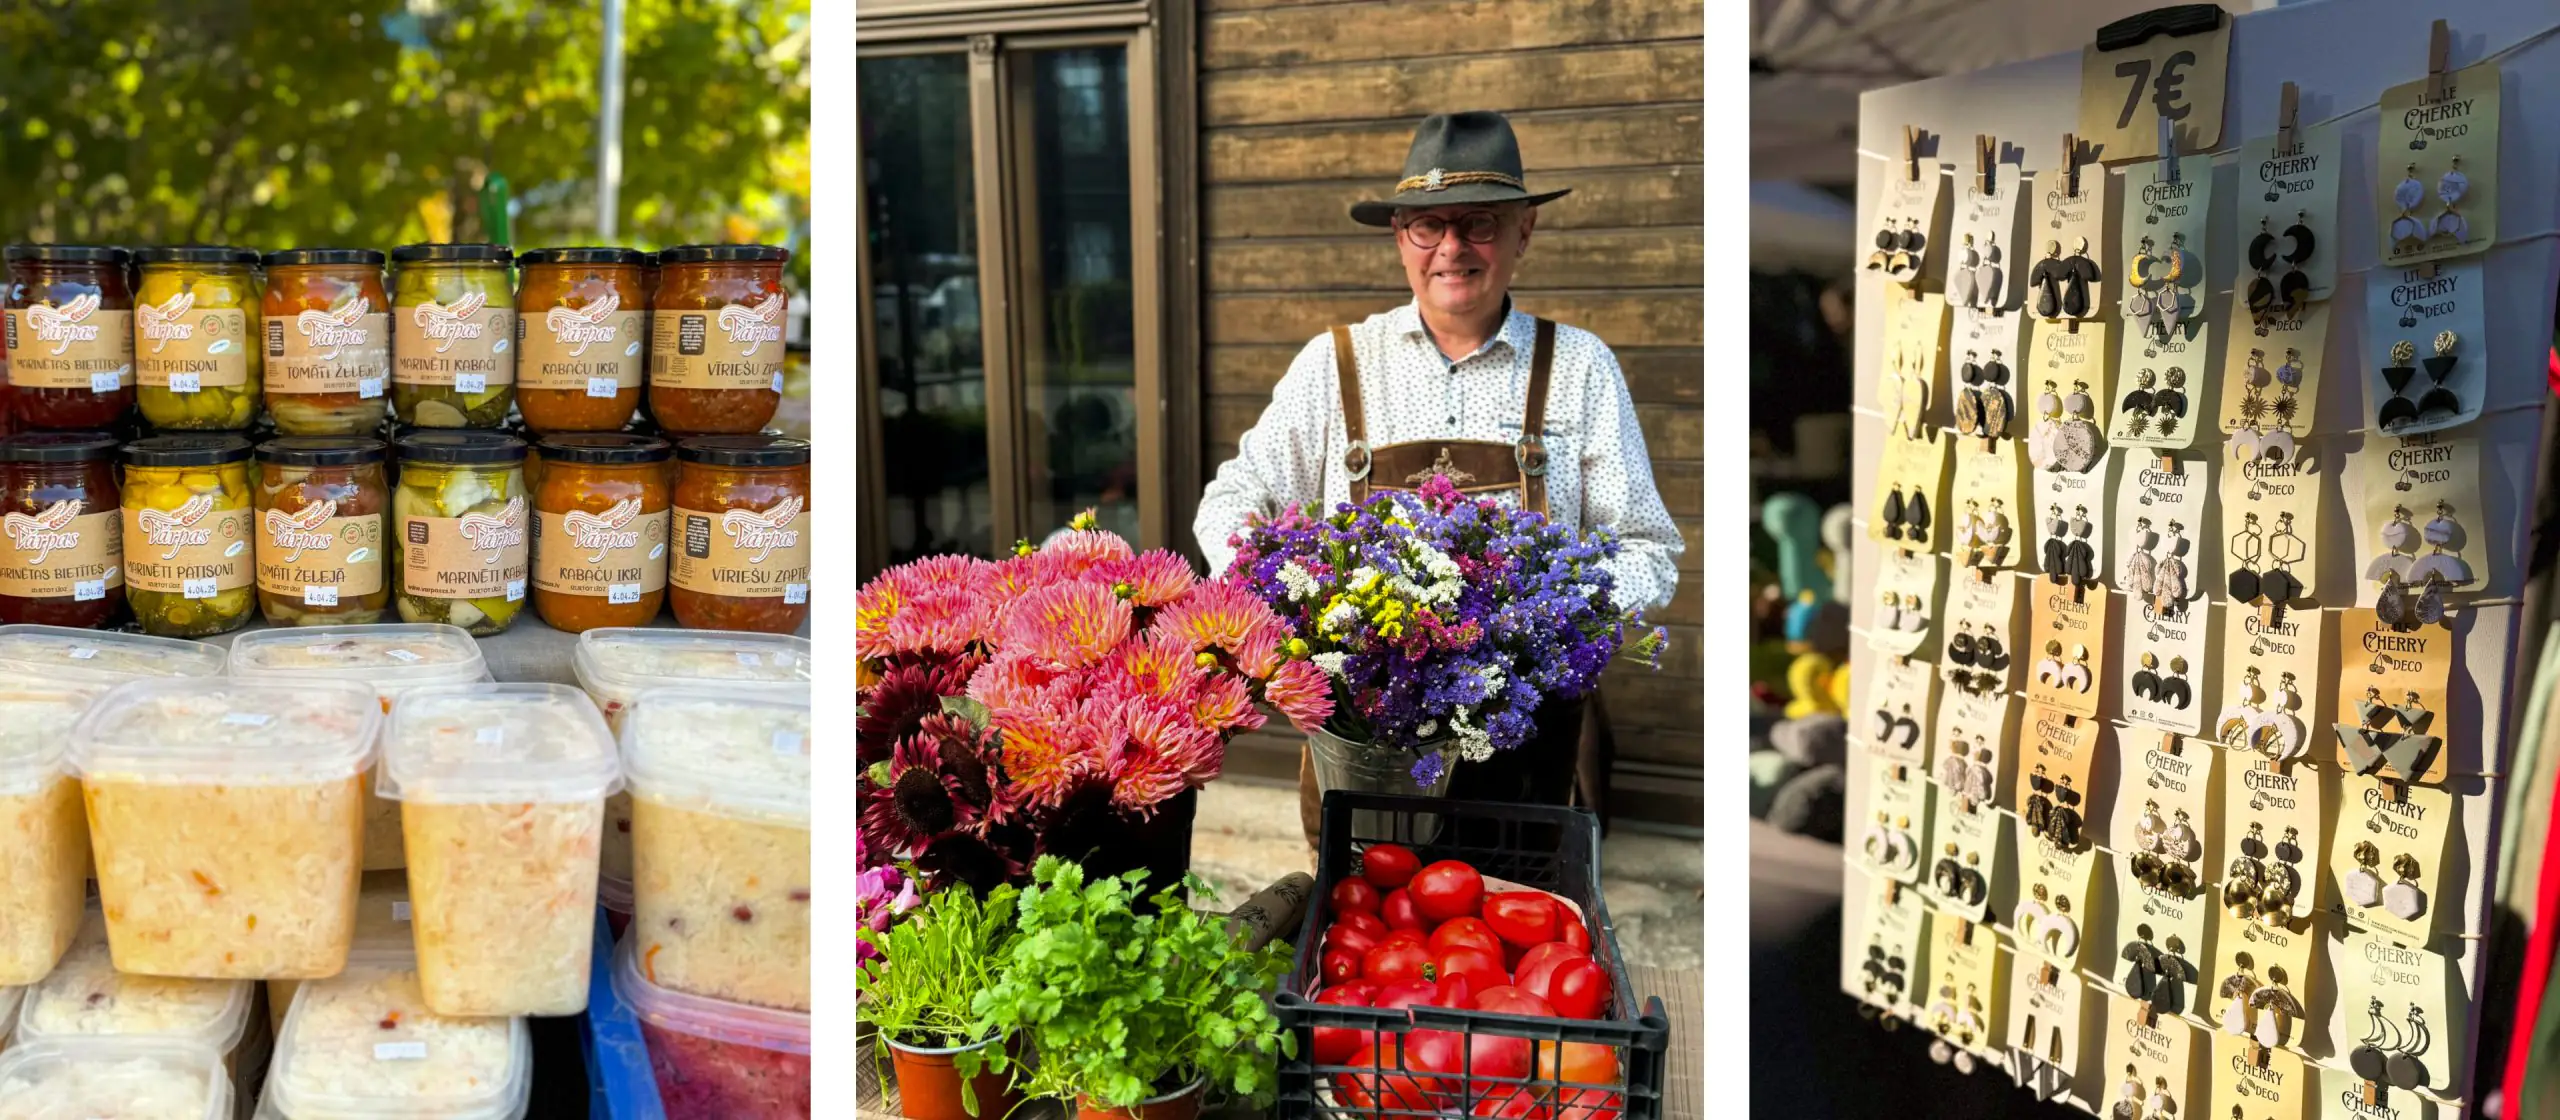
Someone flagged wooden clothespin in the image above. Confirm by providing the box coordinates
[2060,133,2080,198]
[2247,1039,2271,1068]
[2158,732,2181,756]
[2259,599,2284,630]
[2422,260,2442,279]
[2158,115,2179,179]
[2426,19,2451,103]
[1976,134,1998,197]
[2385,776,2410,805]
[2037,962,2059,986]
[2276,82,2300,155]
[2134,1002,2159,1028]
[1904,125,1924,182]
[2153,451,2179,475]
[1959,918,1976,944]
[2363,1079,2387,1108]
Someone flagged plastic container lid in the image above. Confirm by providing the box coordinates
[570,628,812,704]
[608,937,808,1054]
[0,625,229,686]
[618,689,809,826]
[17,911,256,1057]
[226,624,487,701]
[0,683,98,797]
[0,984,21,1038]
[67,677,382,786]
[265,957,531,1120]
[0,1036,232,1120]
[378,683,622,805]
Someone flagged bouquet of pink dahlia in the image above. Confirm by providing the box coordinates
[857,514,1332,891]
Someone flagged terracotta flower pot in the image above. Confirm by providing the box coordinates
[886,1034,1024,1120]
[1076,1076,1207,1120]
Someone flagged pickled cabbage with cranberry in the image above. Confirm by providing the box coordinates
[624,691,809,1011]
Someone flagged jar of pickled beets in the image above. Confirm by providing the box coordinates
[4,245,136,431]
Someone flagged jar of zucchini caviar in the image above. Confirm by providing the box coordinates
[255,436,390,625]
[516,247,647,434]
[133,246,263,430]
[533,433,672,633]
[0,431,123,628]
[3,245,135,431]
[670,435,809,634]
[120,435,257,637]
[393,430,530,635]
[263,248,391,436]
[648,244,790,436]
[391,243,515,429]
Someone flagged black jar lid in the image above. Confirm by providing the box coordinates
[537,433,673,465]
[3,245,130,266]
[517,247,646,268]
[134,246,263,267]
[126,435,253,468]
[265,248,386,268]
[676,435,810,468]
[396,430,527,465]
[257,436,388,467]
[0,432,119,463]
[391,243,513,265]
[659,244,791,265]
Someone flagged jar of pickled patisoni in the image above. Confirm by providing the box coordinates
[391,243,515,429]
[517,247,647,435]
[670,436,809,634]
[262,249,391,436]
[393,431,529,636]
[133,247,262,431]
[120,436,255,638]
[649,245,790,436]
[534,434,671,633]
[255,437,390,626]
[0,433,122,629]
[3,246,135,431]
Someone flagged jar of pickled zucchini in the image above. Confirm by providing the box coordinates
[670,436,809,634]
[533,434,671,633]
[133,247,262,431]
[120,436,255,638]
[0,432,122,629]
[391,243,515,429]
[262,249,391,436]
[393,431,530,636]
[3,245,135,431]
[649,245,790,436]
[255,437,390,626]
[517,247,647,435]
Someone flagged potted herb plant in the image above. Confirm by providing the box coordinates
[965,856,1295,1120]
[858,880,1028,1120]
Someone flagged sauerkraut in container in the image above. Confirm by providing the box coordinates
[0,623,227,684]
[268,871,410,1039]
[0,1037,230,1120]
[380,682,617,1017]
[262,957,530,1120]
[623,689,809,1011]
[0,683,93,987]
[69,677,378,980]
[609,936,809,1119]
[17,911,257,1108]
[226,623,487,873]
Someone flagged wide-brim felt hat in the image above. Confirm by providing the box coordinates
[1349,110,1572,227]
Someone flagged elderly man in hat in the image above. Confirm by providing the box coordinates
[1193,110,1685,842]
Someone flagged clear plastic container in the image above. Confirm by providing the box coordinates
[268,871,410,1040]
[379,683,619,1018]
[0,623,228,685]
[0,984,21,1049]
[68,678,379,980]
[0,1036,231,1120]
[226,623,488,874]
[17,910,254,1066]
[569,629,810,899]
[609,936,809,1119]
[261,955,530,1120]
[622,689,810,1012]
[0,682,94,987]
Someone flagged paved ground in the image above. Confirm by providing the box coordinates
[1189,777,1707,971]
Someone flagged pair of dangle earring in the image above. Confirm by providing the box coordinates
[2369,501,2475,586]
[1949,233,2003,310]
[2128,651,2192,710]
[1935,735,1995,813]
[2215,667,2308,762]
[1953,498,2012,570]
[2124,233,2193,343]
[2229,348,2305,465]
[2343,842,2430,921]
[1879,483,1932,545]
[2350,998,2434,1091]
[1951,350,2012,442]
[1871,703,1922,750]
[2129,800,2201,895]
[2111,1068,2177,1120]
[2338,687,2440,780]
[2041,505,2097,589]
[2012,883,2081,959]
[2023,765,2084,848]
[1874,589,1928,634]
[2245,212,2316,324]
[1945,622,2010,695]
[2034,641,2093,693]
[2219,960,2306,1049]
[2028,237,2101,319]
[2120,517,2192,618]
[1882,346,1931,439]
[2119,929,2197,1014]
[2117,367,2189,437]
[2227,511,2306,606]
[2391,159,2470,251]
[2378,331,2463,430]
[2222,821,2305,925]
[2026,381,2104,473]
[1863,811,1919,872]
[1931,843,1987,906]
[1867,217,1927,273]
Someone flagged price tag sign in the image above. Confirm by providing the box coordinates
[586,377,619,399]
[181,577,219,600]
[358,377,385,399]
[2078,13,2230,159]
[90,371,123,393]
[303,585,340,607]
[453,373,488,394]
[169,372,202,394]
[608,583,642,605]
[505,578,527,602]
[784,582,809,605]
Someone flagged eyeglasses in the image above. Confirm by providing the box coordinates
[1397,210,1507,249]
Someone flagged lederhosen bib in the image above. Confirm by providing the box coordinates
[1333,318,1557,514]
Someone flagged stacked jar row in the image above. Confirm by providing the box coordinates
[0,242,791,437]
[0,430,810,638]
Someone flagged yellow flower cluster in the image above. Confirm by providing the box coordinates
[1320,568,1411,640]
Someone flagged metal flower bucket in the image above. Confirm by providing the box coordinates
[1307,726,1457,844]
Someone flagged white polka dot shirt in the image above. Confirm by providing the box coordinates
[1194,299,1685,612]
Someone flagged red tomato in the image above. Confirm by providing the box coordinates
[1474,1088,1551,1118]
[1463,1030,1534,1095]
[1332,877,1382,916]
[1311,983,1376,1065]
[1381,888,1426,932]
[1379,928,1428,952]
[1473,986,1559,1018]
[1326,923,1382,960]
[1335,910,1389,941]
[1546,959,1610,1019]
[1337,1038,1446,1113]
[1371,980,1442,1013]
[1363,941,1435,985]
[1483,892,1562,949]
[1411,860,1486,923]
[1559,914,1591,953]
[1322,947,1363,986]
[1543,1041,1622,1120]
[1432,945,1510,998]
[1361,842,1421,890]
[1427,916,1505,958]
[1404,1027,1467,1083]
[1514,943,1589,995]
[1436,972,1476,1010]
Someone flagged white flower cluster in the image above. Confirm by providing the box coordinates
[1391,544,1465,607]
[1319,602,1360,633]
[1312,652,1349,678]
[1476,665,1505,700]
[1277,562,1320,602]
[1450,711,1494,762]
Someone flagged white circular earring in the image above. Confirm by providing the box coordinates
[2163,809,2200,862]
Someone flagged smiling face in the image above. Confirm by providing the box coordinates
[1393,202,1534,322]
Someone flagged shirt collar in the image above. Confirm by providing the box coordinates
[1397,297,1526,361]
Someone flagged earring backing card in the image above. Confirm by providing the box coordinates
[2027,589,2111,719]
[2350,432,2485,606]
[2032,148,2110,323]
[2118,457,2214,736]
[2003,951,2084,1097]
[2216,299,2331,448]
[1949,157,2024,316]
[2216,433,2325,608]
[2235,117,2344,304]
[1848,871,1930,1019]
[2328,926,2459,1095]
[2098,992,2201,1120]
[2331,607,2456,783]
[2376,57,2502,266]
[2209,1029,2312,1117]
[2325,774,2456,945]
[1926,898,2008,1062]
[2361,259,2486,436]
[2114,733,2219,967]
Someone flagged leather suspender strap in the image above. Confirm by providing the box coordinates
[1333,324,1371,504]
[1518,317,1557,515]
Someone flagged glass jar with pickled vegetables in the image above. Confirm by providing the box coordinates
[393,431,529,636]
[254,437,390,626]
[120,436,255,638]
[262,249,391,436]
[391,243,515,429]
[534,434,671,633]
[517,247,647,435]
[649,245,790,436]
[670,436,809,634]
[132,247,262,431]
[3,245,135,431]
[0,433,122,629]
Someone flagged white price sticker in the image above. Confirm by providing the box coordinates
[358,377,385,399]
[373,1042,427,1061]
[222,712,274,728]
[67,647,97,660]
[505,578,526,602]
[453,373,488,394]
[784,583,808,605]
[475,726,505,746]
[607,583,642,605]
[735,652,761,667]
[73,579,105,602]
[181,577,219,600]
[90,371,123,393]
[303,585,340,607]
[386,648,421,664]
[392,901,411,922]
[771,371,786,393]
[772,729,806,755]
[586,377,619,399]
[168,372,202,394]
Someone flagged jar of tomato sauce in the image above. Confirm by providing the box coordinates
[533,434,672,633]
[517,247,647,435]
[649,245,790,436]
[392,243,516,429]
[133,246,263,431]
[263,249,391,436]
[255,436,391,626]
[0,432,124,628]
[670,436,809,633]
[3,246,136,431]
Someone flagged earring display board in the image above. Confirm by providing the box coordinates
[1841,3,2560,1117]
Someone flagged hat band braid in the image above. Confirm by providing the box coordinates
[1395,169,1526,194]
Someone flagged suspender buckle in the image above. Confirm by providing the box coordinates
[1344,440,1373,481]
[1515,436,1549,477]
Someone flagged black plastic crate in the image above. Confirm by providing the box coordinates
[1273,791,1671,1119]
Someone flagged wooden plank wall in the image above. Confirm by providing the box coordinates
[1195,0,1704,827]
